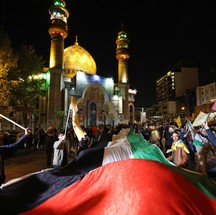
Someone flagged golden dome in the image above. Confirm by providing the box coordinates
[63,38,97,78]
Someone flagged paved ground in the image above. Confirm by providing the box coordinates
[4,146,216,184]
[4,147,77,183]
[4,148,47,183]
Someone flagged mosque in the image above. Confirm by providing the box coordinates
[39,0,136,129]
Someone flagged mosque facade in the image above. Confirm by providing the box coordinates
[40,0,136,129]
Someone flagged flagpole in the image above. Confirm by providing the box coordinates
[0,113,26,130]
[64,108,72,137]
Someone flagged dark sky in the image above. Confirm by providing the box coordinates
[1,0,216,107]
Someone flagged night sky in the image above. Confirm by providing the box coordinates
[1,0,216,107]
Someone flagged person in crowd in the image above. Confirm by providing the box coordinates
[45,129,56,168]
[141,124,151,141]
[164,126,174,157]
[77,133,90,153]
[84,126,94,142]
[97,125,113,142]
[150,129,162,150]
[38,128,45,149]
[185,130,197,164]
[0,127,31,186]
[194,127,211,175]
[166,130,190,167]
[203,120,216,177]
[67,127,79,155]
[176,125,197,170]
[2,132,11,146]
[33,128,40,151]
[156,123,165,151]
[25,129,34,151]
[179,125,188,143]
[91,125,98,141]
[90,124,113,148]
[203,120,216,147]
[52,131,67,168]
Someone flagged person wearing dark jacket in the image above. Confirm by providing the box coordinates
[45,130,56,168]
[90,125,113,148]
[0,127,31,186]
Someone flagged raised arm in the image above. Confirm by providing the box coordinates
[203,121,216,147]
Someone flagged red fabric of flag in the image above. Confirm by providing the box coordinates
[21,159,216,215]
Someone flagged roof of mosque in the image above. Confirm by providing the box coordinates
[64,38,97,77]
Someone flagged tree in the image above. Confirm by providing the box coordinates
[0,31,19,104]
[10,44,46,107]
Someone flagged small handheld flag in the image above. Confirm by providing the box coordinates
[175,115,182,128]
[70,97,85,141]
[211,101,216,111]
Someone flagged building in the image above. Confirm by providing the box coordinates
[185,88,197,118]
[195,82,216,115]
[39,0,136,129]
[156,67,199,119]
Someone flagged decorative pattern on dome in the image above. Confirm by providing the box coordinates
[64,41,97,75]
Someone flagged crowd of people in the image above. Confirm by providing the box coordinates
[135,120,216,175]
[0,119,216,185]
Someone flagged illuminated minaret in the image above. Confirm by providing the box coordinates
[47,0,69,123]
[115,25,130,123]
[116,25,130,84]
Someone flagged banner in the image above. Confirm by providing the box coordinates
[192,111,216,127]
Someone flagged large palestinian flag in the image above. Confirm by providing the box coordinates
[0,128,216,214]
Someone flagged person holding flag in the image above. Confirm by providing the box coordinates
[184,120,197,164]
[203,120,216,178]
[0,127,32,186]
[192,101,216,174]
[52,130,67,168]
[203,120,216,148]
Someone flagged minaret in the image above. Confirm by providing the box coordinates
[116,25,130,84]
[47,0,69,123]
[115,25,130,123]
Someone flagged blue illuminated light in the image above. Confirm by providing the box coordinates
[92,75,100,81]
